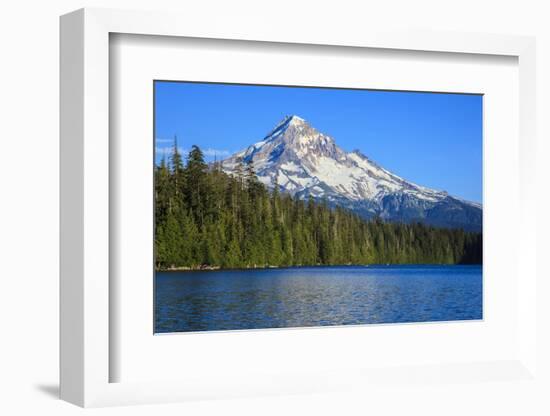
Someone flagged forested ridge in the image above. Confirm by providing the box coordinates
[155,142,482,270]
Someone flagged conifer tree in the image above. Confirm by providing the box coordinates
[184,145,208,227]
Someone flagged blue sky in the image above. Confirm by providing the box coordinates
[155,81,482,203]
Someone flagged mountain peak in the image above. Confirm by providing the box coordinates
[277,114,307,129]
[287,114,305,124]
[260,115,308,143]
[218,115,481,231]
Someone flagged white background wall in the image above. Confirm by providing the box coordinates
[1,1,548,415]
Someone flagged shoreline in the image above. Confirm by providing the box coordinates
[156,263,482,273]
[158,264,287,273]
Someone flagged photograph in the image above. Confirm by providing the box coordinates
[153,81,483,333]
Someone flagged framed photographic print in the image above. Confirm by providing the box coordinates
[60,8,538,408]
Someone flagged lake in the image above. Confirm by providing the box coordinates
[155,265,482,333]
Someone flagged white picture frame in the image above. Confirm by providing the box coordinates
[60,7,537,407]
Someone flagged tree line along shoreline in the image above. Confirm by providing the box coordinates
[154,142,482,272]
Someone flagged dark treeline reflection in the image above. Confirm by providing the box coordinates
[155,142,482,270]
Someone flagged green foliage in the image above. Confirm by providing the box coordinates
[155,145,482,270]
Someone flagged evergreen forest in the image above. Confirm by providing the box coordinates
[155,143,482,270]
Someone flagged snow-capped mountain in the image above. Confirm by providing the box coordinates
[220,115,482,231]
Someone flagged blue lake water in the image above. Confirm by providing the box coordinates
[155,265,482,333]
